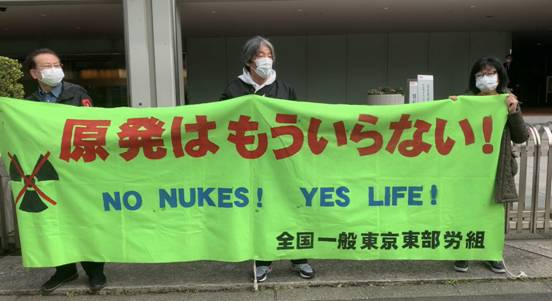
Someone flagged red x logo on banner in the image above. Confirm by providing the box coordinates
[8,152,58,212]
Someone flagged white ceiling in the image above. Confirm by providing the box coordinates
[0,2,124,37]
[0,0,551,38]
[179,0,552,36]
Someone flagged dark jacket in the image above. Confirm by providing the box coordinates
[495,107,529,202]
[25,81,102,271]
[220,78,297,100]
[27,81,93,107]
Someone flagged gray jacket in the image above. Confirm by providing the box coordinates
[494,108,529,203]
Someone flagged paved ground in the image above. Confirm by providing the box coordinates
[0,281,552,300]
[0,237,551,300]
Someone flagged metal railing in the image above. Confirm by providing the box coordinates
[0,160,19,252]
[506,123,552,234]
[1,123,551,251]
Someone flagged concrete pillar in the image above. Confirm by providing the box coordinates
[123,0,184,107]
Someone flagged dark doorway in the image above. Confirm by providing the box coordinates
[511,32,552,110]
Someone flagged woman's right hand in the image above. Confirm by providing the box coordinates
[449,96,458,101]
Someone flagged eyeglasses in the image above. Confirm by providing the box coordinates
[475,70,497,78]
[36,63,63,70]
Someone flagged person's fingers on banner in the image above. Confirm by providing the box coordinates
[81,98,92,107]
[506,93,518,113]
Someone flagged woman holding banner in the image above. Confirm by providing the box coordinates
[220,36,314,283]
[451,56,529,274]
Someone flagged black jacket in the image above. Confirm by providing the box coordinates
[27,81,93,107]
[220,78,297,100]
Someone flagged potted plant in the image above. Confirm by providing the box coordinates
[0,56,25,99]
[366,87,404,105]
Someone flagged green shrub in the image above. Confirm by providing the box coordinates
[367,87,404,95]
[0,56,25,99]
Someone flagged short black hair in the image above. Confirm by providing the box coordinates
[468,56,509,94]
[23,48,60,74]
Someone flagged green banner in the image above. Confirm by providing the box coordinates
[0,95,507,268]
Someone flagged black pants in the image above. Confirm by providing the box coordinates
[55,262,105,278]
[256,259,307,266]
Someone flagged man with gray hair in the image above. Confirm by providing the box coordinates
[220,36,314,282]
[220,36,296,100]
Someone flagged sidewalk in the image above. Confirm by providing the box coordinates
[0,236,551,297]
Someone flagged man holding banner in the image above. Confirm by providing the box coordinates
[23,48,107,294]
[221,36,315,282]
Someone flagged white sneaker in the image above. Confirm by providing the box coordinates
[255,265,272,282]
[292,263,315,279]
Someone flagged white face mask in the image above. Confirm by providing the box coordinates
[39,67,65,87]
[253,57,273,79]
[475,74,498,93]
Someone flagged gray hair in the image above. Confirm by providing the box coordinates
[241,36,275,70]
